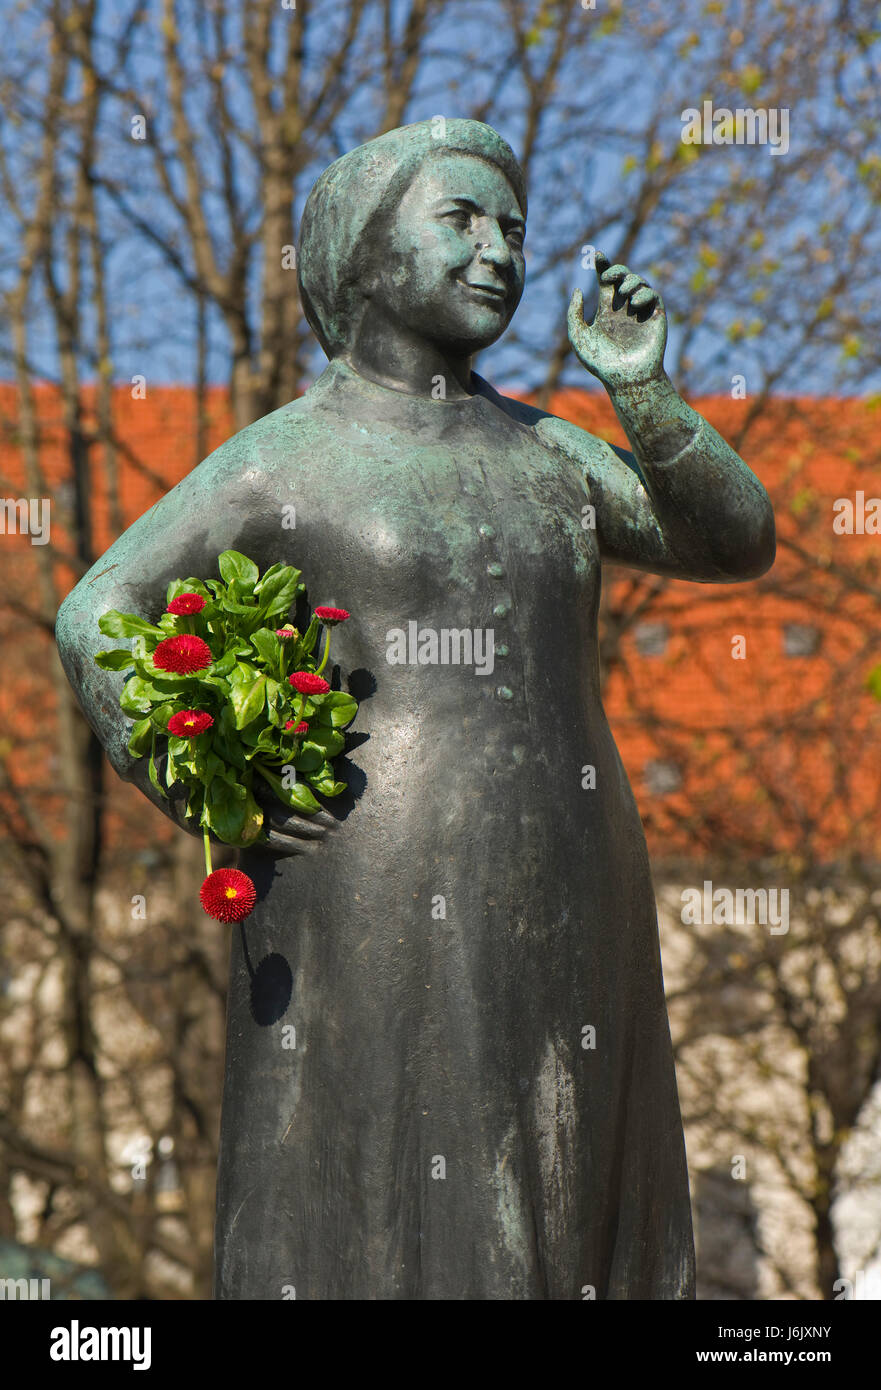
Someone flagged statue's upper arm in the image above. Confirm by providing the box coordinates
[532,413,672,571]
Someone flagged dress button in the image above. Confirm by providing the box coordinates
[487,562,504,577]
[478,523,495,539]
[493,601,510,618]
[496,686,514,701]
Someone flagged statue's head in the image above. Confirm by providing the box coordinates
[298,119,527,361]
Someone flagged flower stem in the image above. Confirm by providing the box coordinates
[203,825,213,877]
[315,626,331,676]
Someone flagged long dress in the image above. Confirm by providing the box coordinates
[204,356,695,1300]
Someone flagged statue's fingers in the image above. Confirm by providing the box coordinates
[568,287,585,324]
[262,828,310,856]
[616,272,644,299]
[593,249,611,277]
[264,805,336,839]
[598,262,629,285]
[629,285,657,309]
[568,288,592,339]
[568,291,598,355]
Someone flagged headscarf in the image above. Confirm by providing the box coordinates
[297,119,526,358]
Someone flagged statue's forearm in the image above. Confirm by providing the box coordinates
[606,372,776,580]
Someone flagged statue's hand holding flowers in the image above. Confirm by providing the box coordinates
[567,250,667,391]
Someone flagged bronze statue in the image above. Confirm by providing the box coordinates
[56,119,775,1300]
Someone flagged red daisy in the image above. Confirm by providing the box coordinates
[168,710,214,737]
[284,720,309,734]
[167,592,206,615]
[289,671,329,695]
[314,606,350,626]
[154,634,213,674]
[199,868,257,923]
[275,626,298,640]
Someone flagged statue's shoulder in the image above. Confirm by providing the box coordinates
[184,393,330,492]
[474,375,628,473]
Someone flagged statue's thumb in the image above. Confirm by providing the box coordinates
[568,288,585,333]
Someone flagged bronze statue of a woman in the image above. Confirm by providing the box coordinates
[56,119,775,1300]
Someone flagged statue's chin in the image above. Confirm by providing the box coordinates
[433,322,510,357]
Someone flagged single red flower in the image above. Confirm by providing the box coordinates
[154,634,213,674]
[314,606,350,626]
[275,626,298,640]
[289,671,329,695]
[167,592,206,615]
[168,709,214,737]
[284,720,309,734]
[199,868,257,923]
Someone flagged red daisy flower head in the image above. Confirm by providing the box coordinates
[168,709,214,737]
[275,626,299,640]
[199,868,257,923]
[289,671,329,695]
[284,720,309,734]
[314,606,350,626]
[167,592,206,615]
[153,634,213,674]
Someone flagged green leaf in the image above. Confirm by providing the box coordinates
[218,550,259,588]
[185,783,206,822]
[230,674,267,729]
[202,776,247,844]
[166,577,212,605]
[148,728,166,798]
[149,701,183,728]
[253,562,284,591]
[94,648,136,671]
[239,781,264,845]
[255,762,321,815]
[302,727,345,758]
[317,691,358,728]
[135,652,207,685]
[238,720,277,756]
[307,768,347,797]
[258,567,300,618]
[250,627,282,670]
[127,716,153,756]
[292,746,323,773]
[99,610,165,640]
[214,597,259,616]
[295,615,320,660]
[120,675,167,715]
[212,707,249,770]
[211,648,243,677]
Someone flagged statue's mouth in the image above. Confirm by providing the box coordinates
[459,278,507,302]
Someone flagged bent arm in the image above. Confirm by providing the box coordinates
[55,448,261,831]
[536,373,776,583]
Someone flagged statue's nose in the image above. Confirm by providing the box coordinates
[475,223,511,268]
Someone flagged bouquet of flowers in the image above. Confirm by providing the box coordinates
[94,550,356,922]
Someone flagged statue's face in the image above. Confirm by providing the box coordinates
[367,151,526,354]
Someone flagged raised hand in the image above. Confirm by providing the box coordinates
[567,251,667,391]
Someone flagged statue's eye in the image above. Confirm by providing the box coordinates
[440,208,471,229]
[506,228,525,250]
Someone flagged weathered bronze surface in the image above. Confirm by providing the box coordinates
[56,119,775,1300]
